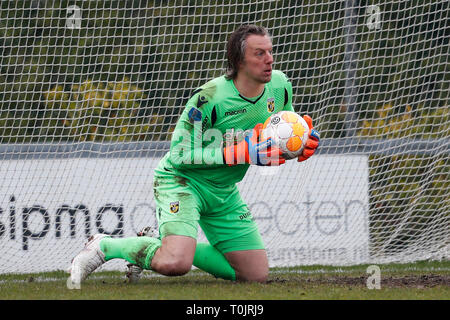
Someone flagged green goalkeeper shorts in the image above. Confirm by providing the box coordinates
[152,168,265,254]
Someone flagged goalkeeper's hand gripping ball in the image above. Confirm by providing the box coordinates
[297,115,320,162]
[223,123,286,166]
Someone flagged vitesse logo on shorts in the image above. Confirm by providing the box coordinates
[267,97,275,113]
[170,201,180,214]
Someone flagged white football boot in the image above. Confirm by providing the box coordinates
[68,234,108,287]
[126,226,158,283]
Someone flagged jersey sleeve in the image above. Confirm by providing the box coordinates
[168,89,224,168]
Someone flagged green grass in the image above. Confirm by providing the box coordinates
[0,260,449,300]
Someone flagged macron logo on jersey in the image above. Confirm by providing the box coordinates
[224,108,247,117]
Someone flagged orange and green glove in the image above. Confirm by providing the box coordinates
[223,123,286,166]
[298,115,320,162]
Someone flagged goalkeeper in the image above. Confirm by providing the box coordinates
[69,24,320,284]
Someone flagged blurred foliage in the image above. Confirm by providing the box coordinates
[0,0,448,142]
[368,153,448,256]
[361,103,449,256]
[359,103,449,139]
[39,78,171,142]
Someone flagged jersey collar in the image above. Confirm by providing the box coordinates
[229,78,266,105]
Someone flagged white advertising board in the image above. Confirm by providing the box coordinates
[0,155,368,273]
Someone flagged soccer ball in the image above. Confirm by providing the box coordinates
[261,111,310,160]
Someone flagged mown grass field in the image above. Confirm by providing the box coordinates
[0,260,448,301]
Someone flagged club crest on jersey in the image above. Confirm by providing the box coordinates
[267,97,275,112]
[170,201,180,214]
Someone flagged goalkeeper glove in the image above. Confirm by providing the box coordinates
[223,123,286,166]
[298,115,320,162]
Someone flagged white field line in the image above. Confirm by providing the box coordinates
[1,266,449,284]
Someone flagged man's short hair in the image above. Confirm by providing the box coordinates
[225,25,270,80]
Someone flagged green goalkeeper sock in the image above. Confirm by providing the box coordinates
[193,242,236,281]
[99,236,161,270]
[99,238,235,280]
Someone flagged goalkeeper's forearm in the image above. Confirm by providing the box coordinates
[169,145,225,168]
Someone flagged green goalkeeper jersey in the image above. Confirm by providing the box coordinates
[155,70,294,186]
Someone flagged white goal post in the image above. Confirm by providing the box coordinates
[0,1,448,273]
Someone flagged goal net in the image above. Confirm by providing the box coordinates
[0,0,448,273]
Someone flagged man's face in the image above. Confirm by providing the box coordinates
[239,34,274,84]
